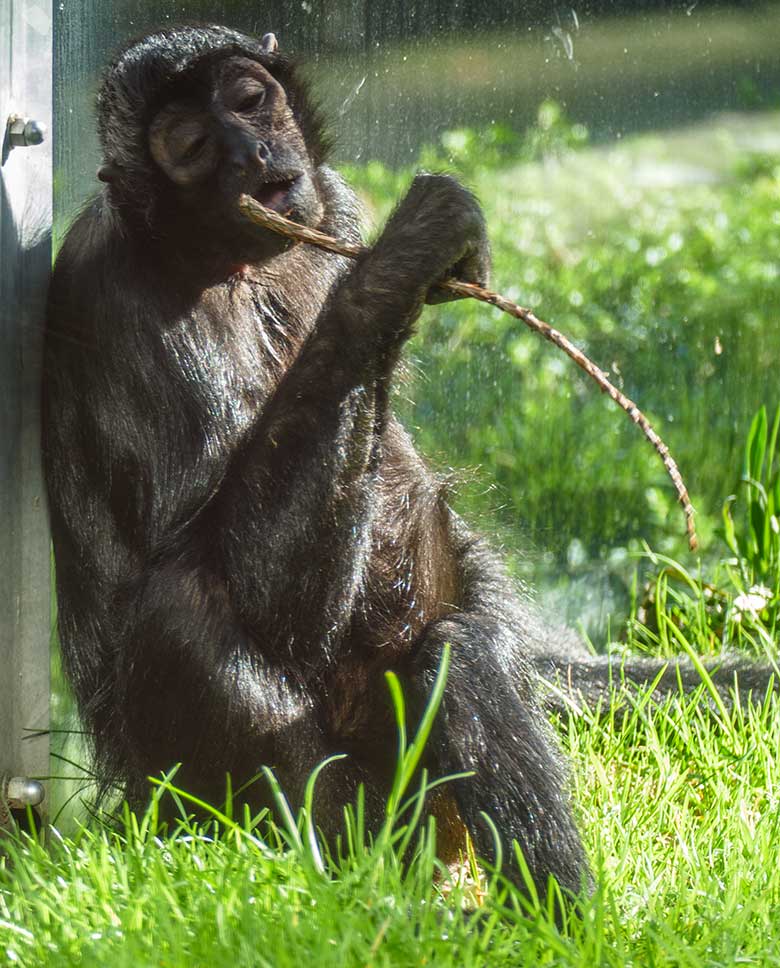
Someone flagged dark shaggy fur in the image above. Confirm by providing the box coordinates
[42,25,775,899]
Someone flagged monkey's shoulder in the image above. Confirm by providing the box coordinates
[48,195,183,349]
[54,194,132,277]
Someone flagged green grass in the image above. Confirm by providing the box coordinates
[4,676,779,966]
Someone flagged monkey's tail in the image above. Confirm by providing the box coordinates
[531,646,779,719]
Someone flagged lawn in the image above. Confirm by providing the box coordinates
[3,678,779,966]
[9,82,780,968]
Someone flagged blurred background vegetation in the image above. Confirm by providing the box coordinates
[341,104,780,637]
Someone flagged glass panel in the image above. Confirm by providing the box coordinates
[52,2,780,819]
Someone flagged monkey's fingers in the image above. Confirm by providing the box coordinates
[425,248,491,305]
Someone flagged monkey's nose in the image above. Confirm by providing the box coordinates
[230,143,270,178]
[224,129,269,177]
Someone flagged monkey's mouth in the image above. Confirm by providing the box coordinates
[253,177,299,215]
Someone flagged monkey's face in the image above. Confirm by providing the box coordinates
[148,56,323,251]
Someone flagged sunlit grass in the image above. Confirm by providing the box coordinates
[3,695,779,965]
[5,641,780,966]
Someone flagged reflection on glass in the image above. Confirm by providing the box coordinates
[52,2,780,822]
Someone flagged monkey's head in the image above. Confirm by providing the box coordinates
[97,26,331,262]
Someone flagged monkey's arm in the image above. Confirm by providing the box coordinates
[210,174,490,641]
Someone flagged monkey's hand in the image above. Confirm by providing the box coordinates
[419,177,491,305]
[368,173,491,313]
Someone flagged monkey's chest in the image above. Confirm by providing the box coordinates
[162,288,301,440]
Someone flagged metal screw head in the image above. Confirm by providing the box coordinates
[7,115,47,148]
[5,776,45,807]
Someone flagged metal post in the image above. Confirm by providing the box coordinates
[0,0,53,825]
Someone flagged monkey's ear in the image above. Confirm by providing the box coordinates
[97,163,121,184]
[261,32,278,53]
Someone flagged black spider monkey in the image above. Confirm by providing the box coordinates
[41,24,774,899]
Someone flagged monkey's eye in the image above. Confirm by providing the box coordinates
[234,88,267,114]
[178,133,210,164]
[149,105,216,185]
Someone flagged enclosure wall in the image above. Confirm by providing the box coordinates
[0,0,52,807]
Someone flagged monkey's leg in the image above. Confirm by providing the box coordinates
[408,612,591,899]
[397,522,590,897]
[118,554,383,829]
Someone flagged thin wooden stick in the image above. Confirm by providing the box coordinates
[239,193,698,552]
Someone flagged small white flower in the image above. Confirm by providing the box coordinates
[732,585,773,620]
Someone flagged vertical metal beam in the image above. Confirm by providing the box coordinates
[0,0,53,819]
